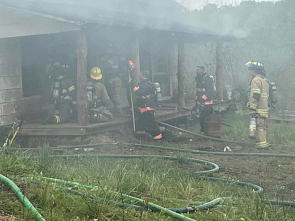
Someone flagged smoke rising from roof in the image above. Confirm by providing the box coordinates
[177,0,282,10]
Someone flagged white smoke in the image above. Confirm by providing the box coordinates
[177,0,282,10]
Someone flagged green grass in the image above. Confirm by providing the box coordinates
[221,111,295,145]
[222,111,250,142]
[269,122,295,145]
[1,111,295,220]
[188,110,295,146]
[1,151,295,221]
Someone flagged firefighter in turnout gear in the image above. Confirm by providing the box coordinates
[87,66,113,123]
[195,66,215,135]
[128,60,162,140]
[46,62,76,124]
[246,61,270,148]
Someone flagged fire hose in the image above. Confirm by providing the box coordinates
[2,145,295,221]
[0,174,45,221]
[2,152,295,221]
[1,155,222,221]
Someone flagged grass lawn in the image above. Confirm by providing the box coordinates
[1,111,295,220]
[1,150,295,221]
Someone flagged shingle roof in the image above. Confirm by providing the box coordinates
[0,0,221,37]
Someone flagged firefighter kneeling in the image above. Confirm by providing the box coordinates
[87,66,113,123]
[129,61,162,140]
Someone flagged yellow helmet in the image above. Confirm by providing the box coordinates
[245,61,264,71]
[90,66,102,80]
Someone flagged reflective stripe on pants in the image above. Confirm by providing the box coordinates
[256,116,269,147]
[257,108,269,117]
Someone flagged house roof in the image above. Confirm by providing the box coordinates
[0,0,224,38]
[0,5,79,38]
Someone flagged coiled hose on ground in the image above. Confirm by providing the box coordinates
[2,149,295,220]
[25,179,223,213]
[36,174,221,221]
[1,154,223,221]
[22,152,295,219]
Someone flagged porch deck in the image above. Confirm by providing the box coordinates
[19,105,190,137]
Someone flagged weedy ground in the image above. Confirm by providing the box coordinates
[221,111,295,145]
[0,111,295,221]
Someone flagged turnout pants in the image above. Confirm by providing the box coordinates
[256,116,269,148]
[199,105,213,133]
[135,109,161,138]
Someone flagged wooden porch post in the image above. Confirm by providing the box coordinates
[177,41,185,110]
[134,37,141,84]
[215,41,224,100]
[168,43,177,97]
[76,31,88,125]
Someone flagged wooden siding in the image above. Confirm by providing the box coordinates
[0,38,22,125]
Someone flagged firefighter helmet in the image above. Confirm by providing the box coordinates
[90,66,102,80]
[245,61,264,71]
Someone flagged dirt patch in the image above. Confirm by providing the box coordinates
[180,140,295,201]
[0,215,16,221]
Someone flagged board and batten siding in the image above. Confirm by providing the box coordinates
[0,38,22,126]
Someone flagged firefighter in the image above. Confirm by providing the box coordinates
[195,66,215,135]
[87,66,113,122]
[46,62,76,124]
[245,61,270,148]
[128,60,162,140]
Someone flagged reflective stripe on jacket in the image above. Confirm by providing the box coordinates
[248,74,270,118]
[196,74,215,106]
[138,107,155,114]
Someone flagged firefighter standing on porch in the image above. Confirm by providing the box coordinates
[195,66,215,135]
[246,61,270,148]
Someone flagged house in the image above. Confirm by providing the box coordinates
[0,0,226,137]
